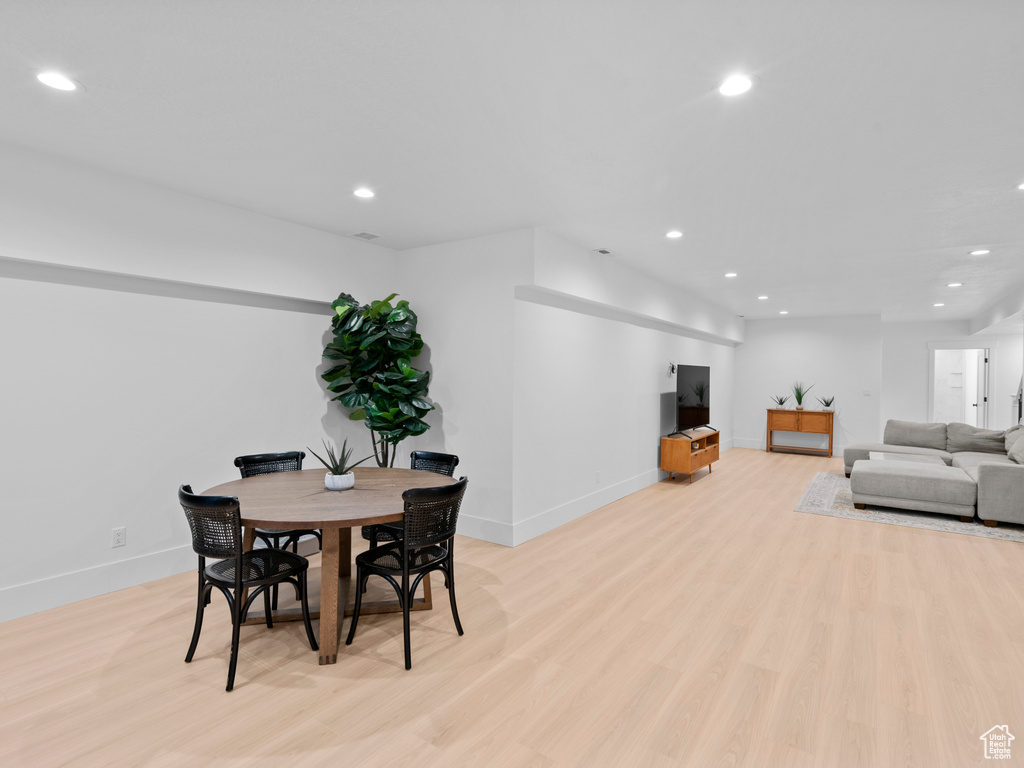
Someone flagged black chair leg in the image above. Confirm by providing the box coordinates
[346,570,368,646]
[267,534,281,611]
[402,571,412,670]
[263,587,273,629]
[226,592,242,692]
[185,575,207,662]
[299,571,318,651]
[446,563,464,636]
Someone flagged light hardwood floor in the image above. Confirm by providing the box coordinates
[3,448,1024,767]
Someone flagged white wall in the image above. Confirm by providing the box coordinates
[734,315,882,451]
[0,145,398,621]
[396,229,535,544]
[397,228,741,546]
[0,279,348,621]
[882,321,1023,431]
[511,300,735,544]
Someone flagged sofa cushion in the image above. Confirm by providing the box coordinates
[951,452,1016,470]
[1010,438,1024,465]
[1006,424,1024,454]
[883,420,947,451]
[947,422,1008,455]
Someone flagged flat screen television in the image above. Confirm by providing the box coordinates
[676,364,711,433]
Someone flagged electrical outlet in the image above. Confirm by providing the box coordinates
[112,527,126,548]
[862,389,872,397]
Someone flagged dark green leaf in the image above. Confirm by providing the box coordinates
[321,365,349,382]
[359,330,387,350]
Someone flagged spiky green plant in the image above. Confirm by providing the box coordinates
[817,395,835,408]
[771,394,791,407]
[791,381,815,406]
[307,438,373,476]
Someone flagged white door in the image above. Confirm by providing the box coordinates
[931,348,988,427]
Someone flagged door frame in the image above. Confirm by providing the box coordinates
[927,340,995,427]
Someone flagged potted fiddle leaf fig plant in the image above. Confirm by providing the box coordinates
[307,438,373,491]
[791,381,814,410]
[321,292,434,467]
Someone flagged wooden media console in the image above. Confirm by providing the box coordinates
[660,429,720,483]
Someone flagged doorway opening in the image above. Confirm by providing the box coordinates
[929,347,989,427]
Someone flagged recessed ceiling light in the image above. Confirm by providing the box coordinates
[725,272,737,278]
[666,230,683,239]
[934,303,945,307]
[719,74,753,96]
[353,187,374,198]
[947,282,963,288]
[970,249,990,256]
[779,310,788,315]
[758,295,768,300]
[37,71,77,91]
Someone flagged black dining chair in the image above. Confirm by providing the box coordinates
[346,476,468,670]
[361,451,460,548]
[234,451,321,609]
[178,484,318,691]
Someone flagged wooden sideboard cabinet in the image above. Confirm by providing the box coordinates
[766,408,834,457]
[660,429,720,483]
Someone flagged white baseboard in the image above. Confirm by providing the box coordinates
[510,468,661,546]
[733,437,764,450]
[0,545,195,623]
[456,513,514,547]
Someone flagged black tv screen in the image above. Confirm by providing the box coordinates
[676,365,711,432]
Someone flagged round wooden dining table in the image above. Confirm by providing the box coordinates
[202,466,458,664]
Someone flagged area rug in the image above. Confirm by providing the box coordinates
[795,472,1024,543]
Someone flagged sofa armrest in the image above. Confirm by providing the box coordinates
[976,462,1024,525]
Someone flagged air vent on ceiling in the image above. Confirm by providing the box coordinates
[349,231,382,241]
[592,248,615,256]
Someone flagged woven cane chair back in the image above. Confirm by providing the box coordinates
[410,450,459,477]
[178,484,242,559]
[401,477,468,549]
[233,451,305,477]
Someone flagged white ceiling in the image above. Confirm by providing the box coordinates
[3,1,1024,322]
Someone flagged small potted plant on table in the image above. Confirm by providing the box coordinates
[308,438,373,491]
[791,382,814,410]
[770,394,791,408]
[817,395,835,411]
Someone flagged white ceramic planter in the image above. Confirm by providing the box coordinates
[325,472,355,491]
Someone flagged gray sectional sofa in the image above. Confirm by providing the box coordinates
[843,419,1024,526]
